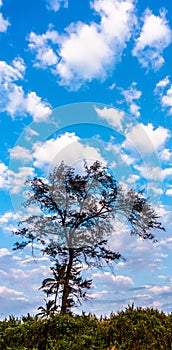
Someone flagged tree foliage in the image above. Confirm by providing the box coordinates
[0,307,172,350]
[13,161,164,314]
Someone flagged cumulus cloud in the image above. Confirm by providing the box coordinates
[147,285,170,293]
[0,211,19,226]
[124,122,170,154]
[28,0,136,89]
[0,248,50,318]
[0,57,25,84]
[0,159,35,198]
[0,58,52,122]
[132,9,172,70]
[155,76,170,92]
[161,85,172,114]
[46,0,68,12]
[0,248,11,257]
[25,92,52,122]
[165,188,172,196]
[94,106,125,131]
[9,146,33,163]
[25,127,39,141]
[33,132,105,170]
[8,132,106,197]
[120,82,142,117]
[6,86,52,122]
[28,30,59,68]
[0,162,8,188]
[8,166,35,194]
[0,0,10,33]
[33,132,79,169]
[92,271,134,289]
[159,237,172,251]
[154,76,172,115]
[160,148,172,161]
[134,164,172,181]
[127,174,140,184]
[0,286,24,297]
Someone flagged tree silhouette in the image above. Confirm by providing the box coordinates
[14,161,164,313]
[39,262,65,313]
[36,299,55,319]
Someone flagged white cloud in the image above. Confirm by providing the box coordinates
[120,152,135,166]
[57,0,135,88]
[25,127,39,141]
[6,86,52,122]
[161,85,172,114]
[160,148,172,161]
[155,76,170,92]
[56,22,113,88]
[0,58,25,84]
[135,164,172,181]
[133,9,172,70]
[124,122,170,154]
[8,132,105,195]
[0,162,8,188]
[135,164,161,181]
[6,84,26,116]
[0,255,49,317]
[92,271,134,289]
[0,57,52,121]
[129,103,140,118]
[162,167,172,179]
[33,132,105,170]
[46,0,68,12]
[0,248,11,257]
[120,82,142,117]
[150,186,163,196]
[33,132,79,168]
[9,146,33,163]
[28,31,59,68]
[108,82,116,90]
[165,188,172,196]
[28,0,136,89]
[159,237,172,251]
[0,211,19,225]
[0,286,24,297]
[91,0,135,42]
[154,77,172,115]
[147,285,170,293]
[155,205,171,225]
[8,167,35,194]
[26,92,52,122]
[127,174,140,184]
[94,106,125,131]
[0,12,10,32]
[28,30,60,69]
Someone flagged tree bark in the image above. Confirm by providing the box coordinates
[60,247,74,313]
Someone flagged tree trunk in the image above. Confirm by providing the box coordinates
[53,286,58,314]
[60,247,74,313]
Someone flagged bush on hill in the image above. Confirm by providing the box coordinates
[0,306,171,350]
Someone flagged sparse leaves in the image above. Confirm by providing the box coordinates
[13,161,164,314]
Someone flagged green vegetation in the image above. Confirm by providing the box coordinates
[9,162,168,349]
[0,306,172,350]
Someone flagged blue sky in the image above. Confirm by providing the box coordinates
[0,0,172,318]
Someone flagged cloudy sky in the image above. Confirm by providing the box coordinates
[0,0,172,318]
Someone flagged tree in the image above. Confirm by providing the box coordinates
[13,161,164,314]
[36,299,55,319]
[38,262,65,314]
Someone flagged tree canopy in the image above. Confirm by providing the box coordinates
[13,161,164,314]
